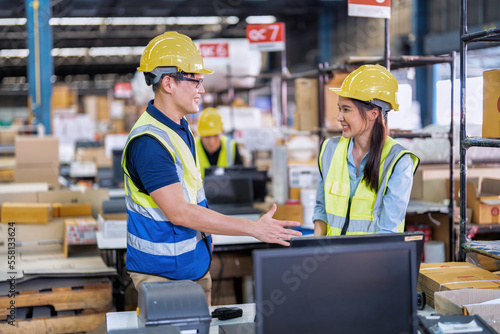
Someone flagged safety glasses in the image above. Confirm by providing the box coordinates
[168,72,204,89]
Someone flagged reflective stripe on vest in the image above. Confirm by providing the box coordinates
[320,136,419,236]
[122,111,211,280]
[196,135,235,178]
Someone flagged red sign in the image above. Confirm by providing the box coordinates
[348,0,391,19]
[114,82,133,99]
[246,23,285,51]
[199,42,229,58]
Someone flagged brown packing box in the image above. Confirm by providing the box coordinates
[0,220,64,256]
[466,178,500,224]
[15,136,59,165]
[273,203,303,224]
[418,262,500,308]
[0,192,38,205]
[53,203,92,218]
[1,202,52,224]
[14,164,60,187]
[434,289,500,333]
[0,129,17,145]
[75,147,112,168]
[294,78,318,132]
[482,69,500,138]
[37,189,84,203]
[64,217,98,258]
[52,84,77,109]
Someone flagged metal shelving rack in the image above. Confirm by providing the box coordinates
[458,0,500,261]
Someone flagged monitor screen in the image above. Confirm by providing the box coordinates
[112,149,125,187]
[253,242,418,334]
[290,231,425,276]
[204,166,267,202]
[203,174,253,206]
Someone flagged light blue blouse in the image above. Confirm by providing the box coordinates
[312,138,414,233]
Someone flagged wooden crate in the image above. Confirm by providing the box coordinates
[0,278,112,317]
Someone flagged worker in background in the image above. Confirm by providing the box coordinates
[313,65,420,236]
[122,31,301,305]
[196,107,243,178]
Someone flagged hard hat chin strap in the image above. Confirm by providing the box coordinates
[144,67,179,86]
[370,99,392,118]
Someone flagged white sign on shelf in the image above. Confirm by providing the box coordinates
[348,0,391,19]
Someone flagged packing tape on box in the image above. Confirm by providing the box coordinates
[439,280,500,291]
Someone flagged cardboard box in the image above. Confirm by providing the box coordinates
[0,129,17,145]
[64,218,98,244]
[273,203,303,224]
[294,78,318,131]
[0,192,38,205]
[97,214,127,239]
[466,178,500,224]
[418,262,500,307]
[37,190,84,204]
[52,84,77,109]
[64,218,98,257]
[482,69,500,138]
[1,202,52,224]
[53,203,92,218]
[75,147,112,168]
[0,219,64,255]
[14,164,60,187]
[15,136,59,165]
[434,289,500,333]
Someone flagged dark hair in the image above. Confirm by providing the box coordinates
[352,99,386,192]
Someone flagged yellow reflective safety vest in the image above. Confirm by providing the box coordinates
[122,110,211,280]
[195,135,236,178]
[319,136,419,236]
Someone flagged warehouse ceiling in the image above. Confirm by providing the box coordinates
[0,0,346,86]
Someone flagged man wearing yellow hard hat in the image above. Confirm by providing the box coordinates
[312,64,419,237]
[195,107,243,178]
[121,31,301,304]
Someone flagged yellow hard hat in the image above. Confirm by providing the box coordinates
[137,31,214,75]
[330,64,399,111]
[198,108,223,136]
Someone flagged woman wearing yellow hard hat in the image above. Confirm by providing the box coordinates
[312,64,420,236]
[195,107,243,178]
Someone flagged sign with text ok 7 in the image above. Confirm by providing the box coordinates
[348,0,391,19]
[246,22,285,52]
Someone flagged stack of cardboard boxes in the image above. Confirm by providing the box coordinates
[14,136,60,188]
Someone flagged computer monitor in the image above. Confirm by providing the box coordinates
[203,174,254,206]
[253,242,418,334]
[290,231,425,276]
[112,149,125,187]
[204,166,267,202]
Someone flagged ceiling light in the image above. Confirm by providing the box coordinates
[0,49,29,58]
[245,16,276,24]
[0,18,27,26]
[49,17,105,26]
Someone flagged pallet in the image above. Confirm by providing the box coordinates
[0,278,112,317]
[0,308,109,333]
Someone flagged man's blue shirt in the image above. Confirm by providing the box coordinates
[126,99,196,194]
